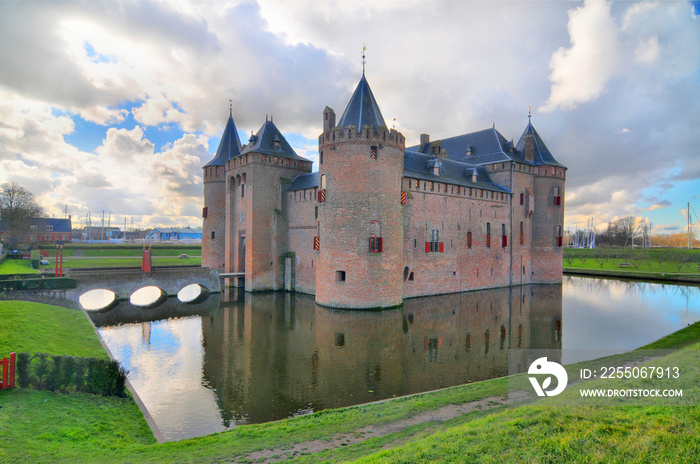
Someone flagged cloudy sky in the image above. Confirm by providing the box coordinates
[1,0,698,235]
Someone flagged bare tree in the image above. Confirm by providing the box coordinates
[609,216,642,247]
[0,183,45,245]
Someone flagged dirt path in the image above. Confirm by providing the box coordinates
[229,391,533,464]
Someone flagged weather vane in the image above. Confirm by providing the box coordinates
[362,44,366,75]
[528,106,532,122]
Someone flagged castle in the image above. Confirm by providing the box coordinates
[202,72,566,309]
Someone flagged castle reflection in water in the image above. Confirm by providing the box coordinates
[200,284,562,426]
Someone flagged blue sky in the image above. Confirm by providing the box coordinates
[0,0,698,235]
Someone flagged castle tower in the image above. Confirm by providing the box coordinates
[228,118,313,291]
[316,74,406,309]
[202,108,242,270]
[516,118,566,283]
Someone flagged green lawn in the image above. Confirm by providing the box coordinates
[0,301,107,358]
[563,248,700,274]
[0,259,39,275]
[1,300,698,463]
[38,256,201,270]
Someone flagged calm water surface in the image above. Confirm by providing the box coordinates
[91,276,699,441]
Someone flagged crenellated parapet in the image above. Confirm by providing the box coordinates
[319,124,405,152]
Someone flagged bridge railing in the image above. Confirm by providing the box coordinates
[1,352,16,390]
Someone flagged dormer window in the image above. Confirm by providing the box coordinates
[46,225,53,232]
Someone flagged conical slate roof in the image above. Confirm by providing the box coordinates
[515,120,565,168]
[337,74,387,132]
[204,110,242,167]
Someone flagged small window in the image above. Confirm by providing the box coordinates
[336,270,346,282]
[241,184,245,197]
[369,221,382,253]
[320,151,324,164]
[30,224,38,231]
[315,206,318,219]
[46,225,54,231]
[211,231,216,240]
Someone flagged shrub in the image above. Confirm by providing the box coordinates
[15,353,128,397]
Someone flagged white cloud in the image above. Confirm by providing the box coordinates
[541,0,621,112]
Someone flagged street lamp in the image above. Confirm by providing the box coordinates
[55,241,64,277]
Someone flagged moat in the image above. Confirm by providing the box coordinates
[87,276,700,441]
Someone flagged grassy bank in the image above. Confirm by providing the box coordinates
[0,301,107,358]
[0,259,39,275]
[0,301,698,463]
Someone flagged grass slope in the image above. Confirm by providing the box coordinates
[0,301,107,358]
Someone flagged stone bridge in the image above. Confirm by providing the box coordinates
[71,267,221,300]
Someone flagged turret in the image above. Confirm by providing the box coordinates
[316,74,405,309]
[202,109,242,270]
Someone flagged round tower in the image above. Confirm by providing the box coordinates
[202,109,242,271]
[316,74,405,309]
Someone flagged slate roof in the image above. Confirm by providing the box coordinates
[204,110,242,167]
[514,121,566,168]
[337,74,387,133]
[403,151,510,193]
[240,119,309,161]
[407,127,513,165]
[287,171,318,192]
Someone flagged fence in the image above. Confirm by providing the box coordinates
[1,352,16,389]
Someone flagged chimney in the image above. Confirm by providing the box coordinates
[323,106,336,132]
[420,133,430,145]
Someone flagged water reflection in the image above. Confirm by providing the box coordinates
[79,288,118,311]
[130,286,167,308]
[177,283,210,304]
[561,276,699,362]
[201,286,562,427]
[95,284,562,440]
[92,277,699,441]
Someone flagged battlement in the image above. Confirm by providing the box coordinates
[319,124,405,150]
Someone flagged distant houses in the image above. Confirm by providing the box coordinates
[145,227,202,242]
[0,217,73,246]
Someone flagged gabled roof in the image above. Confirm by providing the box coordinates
[337,74,387,132]
[240,119,308,161]
[514,121,566,168]
[205,110,242,167]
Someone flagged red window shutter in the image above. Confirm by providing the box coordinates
[520,193,524,205]
[439,242,444,253]
[520,233,524,245]
[401,190,406,205]
[425,242,431,253]
[317,189,326,203]
[378,237,383,252]
[202,206,208,218]
[502,236,508,247]
[313,236,320,250]
[556,236,563,247]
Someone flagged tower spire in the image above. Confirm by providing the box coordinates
[229,99,232,116]
[528,106,532,123]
